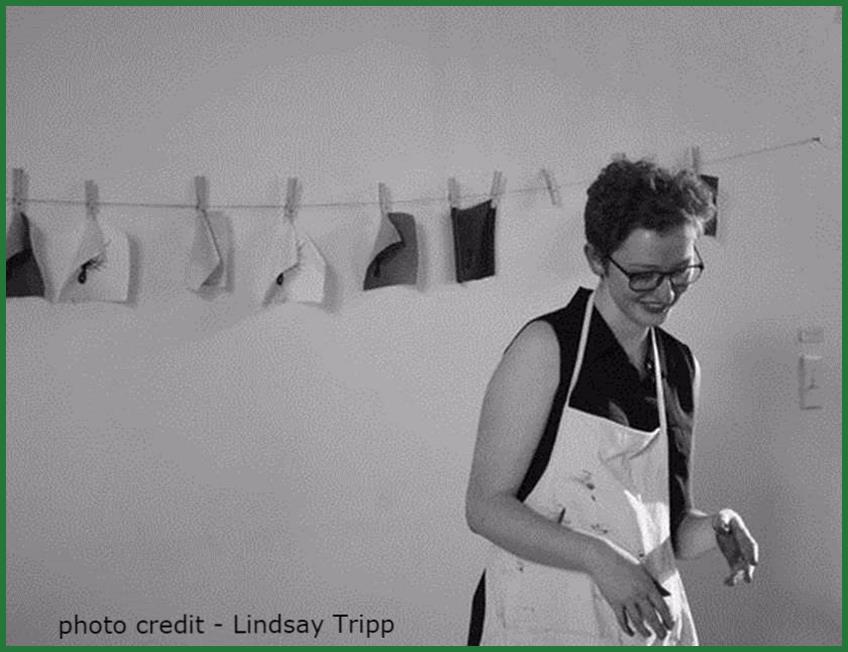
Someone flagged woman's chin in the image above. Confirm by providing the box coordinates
[638,303,672,325]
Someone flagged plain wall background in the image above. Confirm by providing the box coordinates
[6,6,841,645]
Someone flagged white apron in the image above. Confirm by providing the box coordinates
[481,293,698,645]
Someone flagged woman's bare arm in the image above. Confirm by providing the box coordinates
[465,321,606,572]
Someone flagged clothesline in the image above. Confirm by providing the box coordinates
[6,136,827,211]
[13,185,551,212]
[706,136,830,164]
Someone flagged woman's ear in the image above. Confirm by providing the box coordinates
[584,243,607,277]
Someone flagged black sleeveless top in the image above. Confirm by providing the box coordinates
[468,287,696,645]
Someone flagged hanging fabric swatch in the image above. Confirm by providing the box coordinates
[451,199,496,283]
[20,203,131,303]
[57,220,131,303]
[6,210,46,298]
[285,232,326,304]
[259,218,326,306]
[186,211,232,293]
[700,174,719,237]
[363,211,418,290]
[257,216,297,305]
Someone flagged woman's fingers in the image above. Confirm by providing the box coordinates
[647,590,675,631]
[724,560,754,586]
[637,600,667,640]
[615,594,674,639]
[716,518,759,586]
[601,565,676,639]
[729,517,760,567]
[724,568,744,586]
[721,516,758,586]
[625,604,652,639]
[614,605,634,637]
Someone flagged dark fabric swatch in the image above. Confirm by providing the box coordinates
[6,214,45,298]
[451,200,496,283]
[364,212,418,290]
[700,174,718,237]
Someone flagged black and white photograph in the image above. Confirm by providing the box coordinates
[5,6,841,646]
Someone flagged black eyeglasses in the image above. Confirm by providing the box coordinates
[606,247,704,292]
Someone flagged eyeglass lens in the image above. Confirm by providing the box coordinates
[630,266,702,291]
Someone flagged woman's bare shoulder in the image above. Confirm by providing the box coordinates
[495,319,560,395]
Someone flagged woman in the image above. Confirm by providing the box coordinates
[465,158,758,645]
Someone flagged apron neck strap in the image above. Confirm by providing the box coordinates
[651,327,667,435]
[565,292,596,403]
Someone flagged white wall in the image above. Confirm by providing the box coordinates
[6,6,841,645]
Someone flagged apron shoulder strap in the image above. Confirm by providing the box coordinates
[564,291,595,404]
[651,327,668,435]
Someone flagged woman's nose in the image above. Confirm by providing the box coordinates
[652,276,676,302]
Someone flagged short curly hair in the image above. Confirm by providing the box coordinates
[584,158,716,259]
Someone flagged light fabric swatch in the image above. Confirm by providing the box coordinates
[257,218,299,305]
[58,222,131,303]
[285,233,326,304]
[34,213,104,302]
[261,219,326,306]
[186,211,231,292]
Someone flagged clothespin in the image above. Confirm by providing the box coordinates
[611,152,627,162]
[284,177,302,221]
[85,180,100,221]
[540,168,562,207]
[448,177,460,210]
[12,168,28,218]
[194,175,209,216]
[378,182,392,219]
[489,171,506,209]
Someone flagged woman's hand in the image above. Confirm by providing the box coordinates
[713,509,759,586]
[588,540,675,640]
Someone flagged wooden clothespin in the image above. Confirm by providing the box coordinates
[85,180,100,221]
[284,177,302,221]
[12,168,29,218]
[194,175,209,216]
[540,168,562,207]
[611,152,627,162]
[448,177,460,210]
[378,182,392,219]
[489,171,506,209]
